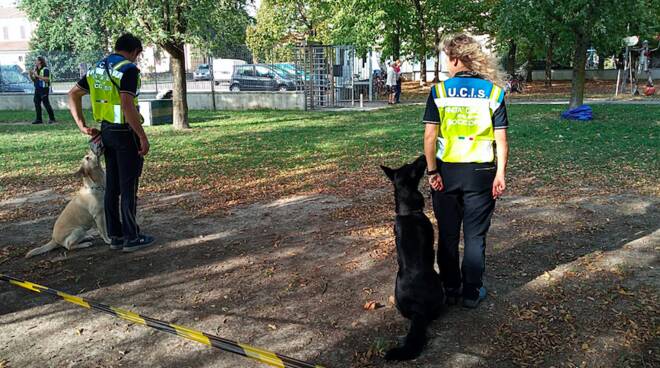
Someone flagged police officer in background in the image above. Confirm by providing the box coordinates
[30,56,56,124]
[423,34,509,309]
[68,33,155,252]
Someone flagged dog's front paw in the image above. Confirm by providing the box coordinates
[384,343,424,361]
[385,348,410,362]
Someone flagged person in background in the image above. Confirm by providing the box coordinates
[395,59,402,103]
[386,61,397,105]
[29,56,56,124]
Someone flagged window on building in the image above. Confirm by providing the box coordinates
[20,26,25,39]
[2,27,8,40]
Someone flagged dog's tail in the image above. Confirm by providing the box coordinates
[25,240,58,258]
[384,314,429,361]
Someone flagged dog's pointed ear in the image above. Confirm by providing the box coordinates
[413,155,427,176]
[415,154,427,168]
[380,165,395,181]
[74,167,84,177]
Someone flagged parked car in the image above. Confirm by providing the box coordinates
[274,63,307,81]
[229,64,296,92]
[0,65,34,93]
[212,58,246,84]
[193,64,211,81]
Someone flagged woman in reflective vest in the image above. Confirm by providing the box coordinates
[422,34,509,309]
[30,56,56,124]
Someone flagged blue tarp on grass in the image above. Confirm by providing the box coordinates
[561,105,593,121]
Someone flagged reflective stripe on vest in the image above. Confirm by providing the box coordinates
[434,81,500,163]
[87,58,140,124]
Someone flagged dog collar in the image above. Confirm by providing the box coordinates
[88,184,105,192]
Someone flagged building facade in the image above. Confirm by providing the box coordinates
[0,6,33,71]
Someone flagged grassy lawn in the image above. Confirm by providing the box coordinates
[1,104,658,207]
[1,104,659,368]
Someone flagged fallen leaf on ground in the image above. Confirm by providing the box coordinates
[363,301,383,310]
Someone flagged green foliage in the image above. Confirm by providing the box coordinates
[246,0,334,62]
[19,0,111,77]
[19,0,111,52]
[495,0,660,67]
[106,0,250,56]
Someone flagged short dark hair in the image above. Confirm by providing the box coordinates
[36,56,46,66]
[115,33,143,53]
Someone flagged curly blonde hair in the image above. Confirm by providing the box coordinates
[443,34,504,88]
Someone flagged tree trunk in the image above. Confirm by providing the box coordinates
[525,47,533,82]
[420,51,427,83]
[433,28,441,82]
[393,19,401,60]
[545,34,556,87]
[412,0,427,83]
[507,40,517,75]
[597,53,605,70]
[569,31,589,109]
[164,43,190,130]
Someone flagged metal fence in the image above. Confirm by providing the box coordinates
[0,47,305,93]
[1,45,396,109]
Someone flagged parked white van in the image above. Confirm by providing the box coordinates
[212,59,246,83]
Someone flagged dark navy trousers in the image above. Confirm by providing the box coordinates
[101,122,143,241]
[431,160,496,298]
[34,88,55,122]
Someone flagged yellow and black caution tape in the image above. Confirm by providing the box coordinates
[0,274,325,368]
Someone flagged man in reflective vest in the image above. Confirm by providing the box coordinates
[68,33,155,252]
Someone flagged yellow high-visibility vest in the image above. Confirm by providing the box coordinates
[432,78,504,163]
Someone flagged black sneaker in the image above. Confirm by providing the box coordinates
[445,286,462,305]
[122,234,155,252]
[47,120,57,124]
[109,238,124,250]
[32,120,43,124]
[463,286,487,309]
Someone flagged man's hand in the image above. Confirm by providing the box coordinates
[138,135,150,156]
[492,173,506,199]
[428,173,444,191]
[80,126,100,137]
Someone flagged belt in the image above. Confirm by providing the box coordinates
[101,121,130,131]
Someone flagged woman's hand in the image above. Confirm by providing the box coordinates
[428,173,444,191]
[492,173,506,199]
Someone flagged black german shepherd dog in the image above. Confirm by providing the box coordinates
[380,155,445,361]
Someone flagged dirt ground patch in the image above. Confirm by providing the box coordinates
[0,183,658,367]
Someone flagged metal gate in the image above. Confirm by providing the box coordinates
[294,44,355,109]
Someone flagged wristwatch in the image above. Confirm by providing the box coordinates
[426,169,438,176]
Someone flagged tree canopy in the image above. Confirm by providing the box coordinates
[22,0,660,111]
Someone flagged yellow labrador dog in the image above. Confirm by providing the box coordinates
[26,151,111,258]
